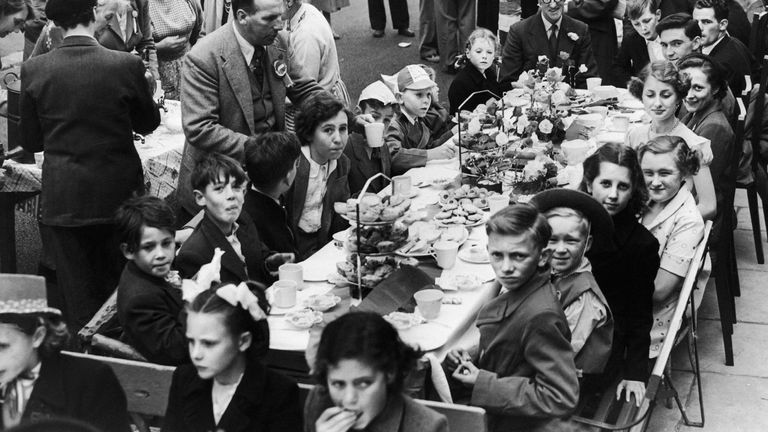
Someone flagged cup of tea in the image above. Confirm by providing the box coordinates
[414,289,444,320]
[392,175,412,197]
[364,122,385,148]
[279,263,303,290]
[268,280,297,309]
[586,77,602,92]
[487,194,510,215]
[430,240,459,269]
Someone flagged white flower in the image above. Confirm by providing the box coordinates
[551,90,568,106]
[467,117,482,134]
[538,119,554,134]
[523,159,547,181]
[538,55,548,62]
[495,132,509,146]
[517,115,529,135]
[579,64,588,73]
[567,32,579,41]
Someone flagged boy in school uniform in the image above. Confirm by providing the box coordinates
[384,64,458,175]
[176,153,295,285]
[243,132,301,256]
[531,189,614,377]
[344,80,397,194]
[115,196,187,366]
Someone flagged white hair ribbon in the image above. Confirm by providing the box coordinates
[216,282,268,321]
[181,248,225,303]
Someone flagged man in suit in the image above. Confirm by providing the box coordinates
[567,0,619,83]
[612,0,663,86]
[19,0,160,330]
[500,0,600,88]
[693,0,753,96]
[178,0,324,222]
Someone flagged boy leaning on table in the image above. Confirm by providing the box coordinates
[443,204,579,432]
[384,64,458,175]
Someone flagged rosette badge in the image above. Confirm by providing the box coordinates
[273,60,294,88]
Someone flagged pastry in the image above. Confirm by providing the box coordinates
[435,211,452,220]
[359,210,380,222]
[467,213,484,222]
[380,207,401,221]
[473,198,488,208]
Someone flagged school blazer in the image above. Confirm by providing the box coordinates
[243,189,298,256]
[163,361,302,432]
[17,353,132,432]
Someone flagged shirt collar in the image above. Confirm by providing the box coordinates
[233,21,256,64]
[300,146,338,177]
[643,186,693,231]
[542,14,562,33]
[401,109,418,125]
[702,34,725,55]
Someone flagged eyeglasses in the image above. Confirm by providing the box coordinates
[540,0,566,5]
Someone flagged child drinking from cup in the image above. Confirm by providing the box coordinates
[304,311,448,432]
[448,28,502,115]
[163,283,302,432]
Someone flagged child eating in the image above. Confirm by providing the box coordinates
[115,196,187,365]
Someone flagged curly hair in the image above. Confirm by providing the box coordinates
[628,60,689,101]
[115,195,176,253]
[313,312,421,395]
[580,142,649,216]
[186,281,271,360]
[294,92,353,146]
[677,53,728,101]
[638,135,701,178]
[0,313,71,359]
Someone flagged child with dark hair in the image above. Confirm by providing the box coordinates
[163,282,301,432]
[287,92,352,259]
[305,311,448,432]
[176,153,295,285]
[344,81,397,194]
[115,195,187,365]
[243,132,302,255]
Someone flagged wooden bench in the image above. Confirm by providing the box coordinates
[572,221,712,431]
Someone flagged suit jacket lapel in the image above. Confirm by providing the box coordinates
[266,43,287,131]
[529,14,549,56]
[200,216,249,282]
[557,16,577,60]
[182,374,216,431]
[221,26,256,134]
[709,35,729,58]
[290,155,311,230]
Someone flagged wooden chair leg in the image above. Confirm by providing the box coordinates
[746,186,765,264]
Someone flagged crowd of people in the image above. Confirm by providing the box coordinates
[0,0,765,429]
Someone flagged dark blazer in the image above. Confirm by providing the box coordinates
[20,36,160,226]
[727,0,751,47]
[709,34,754,97]
[384,112,453,175]
[586,209,659,382]
[243,188,298,255]
[304,387,448,432]
[286,152,350,260]
[175,212,272,285]
[500,12,600,89]
[19,353,131,432]
[611,31,650,87]
[163,361,302,432]
[178,25,324,215]
[117,261,187,366]
[464,269,579,432]
[448,63,503,115]
[567,0,619,80]
[343,132,392,195]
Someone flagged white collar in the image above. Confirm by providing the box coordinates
[643,186,693,231]
[401,109,419,125]
[300,146,337,177]
[702,34,725,55]
[232,21,256,65]
[542,14,563,33]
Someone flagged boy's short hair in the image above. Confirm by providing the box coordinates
[544,207,591,238]
[244,132,301,188]
[694,0,728,22]
[486,204,552,250]
[295,92,353,146]
[191,152,247,192]
[656,13,702,40]
[115,196,176,253]
[627,0,660,20]
[359,98,387,112]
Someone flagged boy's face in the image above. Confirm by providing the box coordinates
[545,215,592,275]
[194,173,246,232]
[397,88,432,118]
[311,111,349,164]
[122,225,175,278]
[659,28,700,62]
[630,8,661,40]
[488,232,551,292]
[692,7,726,47]
[362,104,397,130]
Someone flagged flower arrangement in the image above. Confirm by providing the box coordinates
[502,154,560,196]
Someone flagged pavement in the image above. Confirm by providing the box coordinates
[3,2,768,430]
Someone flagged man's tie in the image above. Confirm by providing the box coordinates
[548,24,559,60]
[250,47,265,90]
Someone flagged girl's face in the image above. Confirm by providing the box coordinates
[682,67,716,113]
[467,38,495,73]
[642,76,680,123]
[641,151,684,204]
[587,162,634,216]
[326,358,390,430]
[0,323,43,386]
[310,111,349,165]
[186,311,250,382]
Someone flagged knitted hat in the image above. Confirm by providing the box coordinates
[0,274,61,316]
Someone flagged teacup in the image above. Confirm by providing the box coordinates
[430,240,459,269]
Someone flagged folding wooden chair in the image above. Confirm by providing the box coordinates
[78,288,147,362]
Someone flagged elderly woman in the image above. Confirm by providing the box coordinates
[0,276,131,430]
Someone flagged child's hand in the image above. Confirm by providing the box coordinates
[354,113,375,127]
[427,142,457,160]
[266,252,296,275]
[315,407,358,432]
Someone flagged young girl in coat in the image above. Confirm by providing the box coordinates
[304,311,448,432]
[448,28,502,115]
[638,136,705,358]
[162,282,302,432]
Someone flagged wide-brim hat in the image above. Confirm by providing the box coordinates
[0,274,61,316]
[529,189,615,251]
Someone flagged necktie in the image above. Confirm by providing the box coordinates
[1,370,38,428]
[549,24,559,60]
[250,47,265,90]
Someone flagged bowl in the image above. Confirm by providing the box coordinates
[304,294,341,312]
[285,309,323,329]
